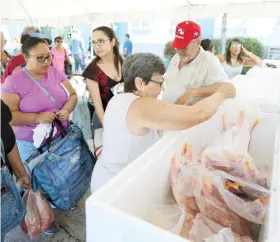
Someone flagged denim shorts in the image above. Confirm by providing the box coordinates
[17,137,63,162]
[1,167,25,239]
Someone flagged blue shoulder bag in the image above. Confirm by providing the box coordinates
[23,68,96,211]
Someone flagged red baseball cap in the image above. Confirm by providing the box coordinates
[171,21,201,49]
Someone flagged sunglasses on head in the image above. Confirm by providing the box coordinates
[231,43,242,48]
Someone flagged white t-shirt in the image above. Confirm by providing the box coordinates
[91,93,159,193]
[162,47,229,103]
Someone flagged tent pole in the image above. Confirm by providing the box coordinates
[220,13,227,54]
[16,0,33,21]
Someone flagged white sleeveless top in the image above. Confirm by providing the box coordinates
[91,93,159,193]
[222,62,243,80]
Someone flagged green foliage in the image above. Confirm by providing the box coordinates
[164,41,177,60]
[164,37,264,74]
[210,37,263,74]
[212,37,264,58]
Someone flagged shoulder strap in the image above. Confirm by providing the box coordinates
[23,68,60,110]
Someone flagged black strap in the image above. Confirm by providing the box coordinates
[45,119,68,152]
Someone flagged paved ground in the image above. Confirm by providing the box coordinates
[4,140,95,242]
[4,190,90,242]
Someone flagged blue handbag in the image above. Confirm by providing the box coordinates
[31,120,95,211]
[1,139,25,238]
[23,68,96,211]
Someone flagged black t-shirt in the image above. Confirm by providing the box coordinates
[82,62,123,110]
[1,100,16,163]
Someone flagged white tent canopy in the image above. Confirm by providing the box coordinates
[0,0,280,26]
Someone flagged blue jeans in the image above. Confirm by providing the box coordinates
[1,167,25,240]
[73,53,86,72]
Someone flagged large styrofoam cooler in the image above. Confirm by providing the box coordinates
[231,75,280,109]
[86,109,280,242]
[246,66,280,79]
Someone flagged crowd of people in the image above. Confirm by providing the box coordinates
[1,20,263,240]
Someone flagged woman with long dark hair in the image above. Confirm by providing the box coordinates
[218,38,262,79]
[82,26,123,129]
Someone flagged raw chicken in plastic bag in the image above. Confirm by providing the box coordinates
[180,164,269,224]
[170,146,200,216]
[24,189,53,239]
[147,205,185,235]
[214,170,270,224]
[221,99,260,134]
[171,160,250,237]
[172,163,270,234]
[206,99,260,158]
[201,99,267,188]
[170,145,201,237]
[203,107,259,157]
[188,214,253,242]
[202,151,268,189]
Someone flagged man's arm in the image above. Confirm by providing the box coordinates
[123,41,128,56]
[123,47,128,56]
[190,82,225,97]
[175,55,230,105]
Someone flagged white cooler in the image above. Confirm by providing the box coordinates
[231,75,280,107]
[86,107,280,242]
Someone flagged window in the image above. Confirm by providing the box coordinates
[169,19,179,35]
[130,21,151,35]
[277,17,280,26]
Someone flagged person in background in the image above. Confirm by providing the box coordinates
[162,21,229,106]
[2,37,77,235]
[13,26,39,55]
[201,39,214,53]
[123,33,133,57]
[22,26,40,36]
[70,31,87,72]
[82,26,123,130]
[91,52,236,193]
[1,99,31,241]
[217,38,263,79]
[1,27,51,83]
[51,36,71,73]
[0,31,11,79]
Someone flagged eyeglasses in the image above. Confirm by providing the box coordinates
[92,39,110,47]
[149,78,164,87]
[28,53,54,63]
[56,40,63,43]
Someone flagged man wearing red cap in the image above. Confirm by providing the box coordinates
[162,21,229,105]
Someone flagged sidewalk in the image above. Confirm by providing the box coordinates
[4,190,90,242]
